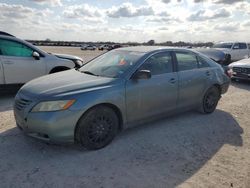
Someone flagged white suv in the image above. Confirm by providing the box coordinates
[0,32,83,86]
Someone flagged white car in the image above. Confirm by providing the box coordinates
[0,33,83,86]
[80,45,96,50]
[212,42,250,62]
[229,58,250,81]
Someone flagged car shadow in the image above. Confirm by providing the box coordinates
[0,109,243,187]
[231,79,250,91]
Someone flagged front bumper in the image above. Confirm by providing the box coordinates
[232,73,250,81]
[14,108,83,144]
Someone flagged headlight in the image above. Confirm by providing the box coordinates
[32,100,75,112]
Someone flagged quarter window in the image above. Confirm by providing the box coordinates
[140,52,173,75]
[176,52,198,71]
[0,39,33,57]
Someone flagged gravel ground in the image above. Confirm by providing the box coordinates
[0,47,250,188]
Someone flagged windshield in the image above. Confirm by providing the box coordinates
[80,50,144,78]
[212,43,233,49]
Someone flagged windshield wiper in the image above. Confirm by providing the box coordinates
[81,70,99,76]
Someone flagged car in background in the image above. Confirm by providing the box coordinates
[98,44,112,51]
[14,46,230,150]
[212,42,250,62]
[81,44,96,50]
[229,58,250,81]
[112,44,122,50]
[0,32,83,86]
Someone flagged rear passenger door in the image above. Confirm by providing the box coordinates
[175,51,211,109]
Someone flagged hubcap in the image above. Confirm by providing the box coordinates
[87,115,113,144]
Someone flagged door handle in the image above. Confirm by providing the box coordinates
[169,78,176,84]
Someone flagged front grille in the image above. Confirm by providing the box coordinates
[233,67,250,74]
[15,98,32,111]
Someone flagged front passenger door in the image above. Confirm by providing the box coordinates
[0,39,46,84]
[125,51,178,123]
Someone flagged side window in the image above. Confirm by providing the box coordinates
[0,39,33,57]
[233,43,239,49]
[239,43,247,49]
[197,56,210,68]
[140,52,173,75]
[176,52,198,71]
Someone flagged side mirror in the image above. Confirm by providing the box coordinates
[32,51,40,60]
[132,70,151,80]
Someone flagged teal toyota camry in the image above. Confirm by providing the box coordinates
[14,46,230,150]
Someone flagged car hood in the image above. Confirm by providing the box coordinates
[213,48,231,54]
[229,58,250,68]
[19,69,117,99]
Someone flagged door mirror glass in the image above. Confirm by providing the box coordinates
[32,51,40,60]
[132,70,151,80]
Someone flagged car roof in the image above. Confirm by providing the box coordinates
[117,46,187,53]
[117,46,200,54]
[0,31,15,37]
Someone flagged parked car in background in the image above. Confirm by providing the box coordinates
[14,46,230,150]
[229,58,250,81]
[112,44,122,50]
[98,44,112,51]
[212,42,250,62]
[0,32,83,86]
[81,44,96,50]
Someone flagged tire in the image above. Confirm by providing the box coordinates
[75,106,119,150]
[199,86,221,114]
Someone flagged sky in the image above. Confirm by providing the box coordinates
[0,0,250,43]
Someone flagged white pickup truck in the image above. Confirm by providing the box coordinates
[212,42,250,62]
[0,32,83,86]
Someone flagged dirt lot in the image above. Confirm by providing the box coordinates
[0,47,250,188]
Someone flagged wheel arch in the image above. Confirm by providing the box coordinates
[74,103,124,142]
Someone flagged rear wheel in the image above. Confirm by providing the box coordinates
[75,106,119,150]
[199,86,221,114]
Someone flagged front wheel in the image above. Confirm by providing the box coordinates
[199,86,221,114]
[75,106,119,150]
